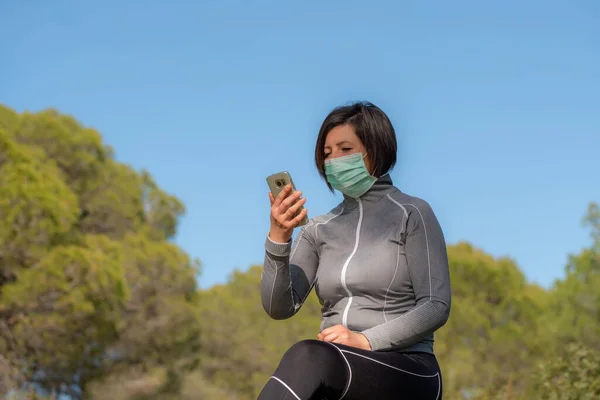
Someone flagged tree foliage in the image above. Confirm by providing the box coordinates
[0,104,200,399]
[531,342,600,400]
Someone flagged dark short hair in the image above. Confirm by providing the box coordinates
[314,101,397,190]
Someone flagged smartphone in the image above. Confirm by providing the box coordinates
[266,171,308,226]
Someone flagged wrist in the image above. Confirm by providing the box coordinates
[358,333,372,350]
[269,227,292,243]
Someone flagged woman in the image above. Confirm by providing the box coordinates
[258,101,451,400]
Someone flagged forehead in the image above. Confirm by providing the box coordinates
[324,124,359,146]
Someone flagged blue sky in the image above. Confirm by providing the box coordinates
[1,0,598,290]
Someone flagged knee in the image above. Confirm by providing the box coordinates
[281,339,339,367]
[268,340,348,398]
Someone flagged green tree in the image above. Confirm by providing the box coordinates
[530,342,600,400]
[480,204,600,400]
[0,105,19,134]
[0,105,199,399]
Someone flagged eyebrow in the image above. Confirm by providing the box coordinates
[324,140,353,148]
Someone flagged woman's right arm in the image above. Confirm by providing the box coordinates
[260,184,318,320]
[261,227,319,319]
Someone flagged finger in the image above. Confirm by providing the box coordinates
[284,197,306,219]
[273,184,292,207]
[288,208,308,226]
[320,325,343,336]
[330,336,349,345]
[269,192,275,206]
[322,332,339,343]
[279,190,303,211]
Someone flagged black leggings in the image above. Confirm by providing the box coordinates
[257,339,442,400]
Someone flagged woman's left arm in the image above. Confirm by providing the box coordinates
[360,199,451,351]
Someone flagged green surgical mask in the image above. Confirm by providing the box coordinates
[324,152,377,198]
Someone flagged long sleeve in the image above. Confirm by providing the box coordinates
[260,224,319,320]
[361,200,451,351]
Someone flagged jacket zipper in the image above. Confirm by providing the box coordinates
[341,198,363,327]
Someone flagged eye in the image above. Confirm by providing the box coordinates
[342,148,352,152]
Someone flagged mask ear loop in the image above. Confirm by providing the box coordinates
[362,152,375,177]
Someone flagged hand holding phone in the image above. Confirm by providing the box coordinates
[266,171,308,242]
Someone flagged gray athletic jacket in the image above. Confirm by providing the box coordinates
[261,174,451,353]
